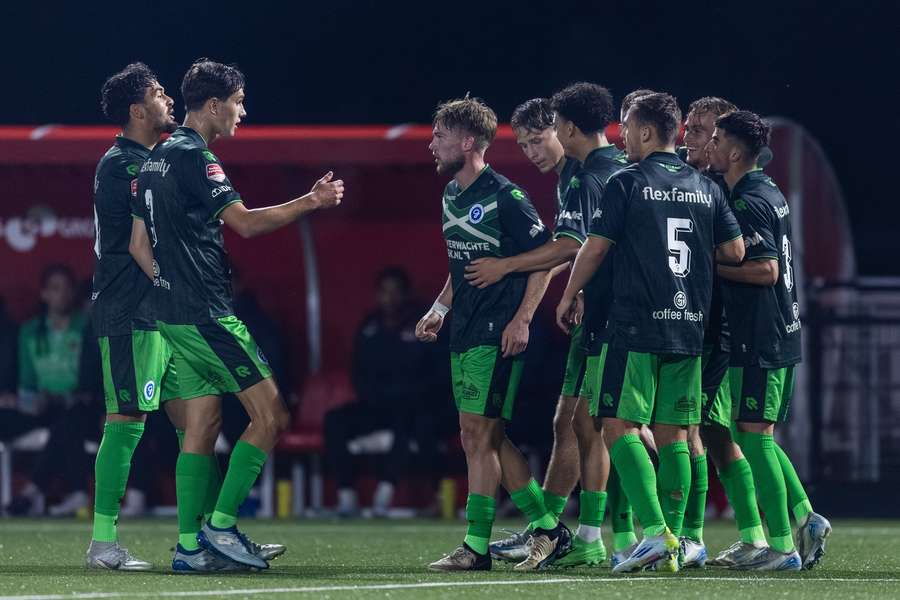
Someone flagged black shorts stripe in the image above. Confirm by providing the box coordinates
[195,321,265,391]
[485,349,515,419]
[108,335,140,415]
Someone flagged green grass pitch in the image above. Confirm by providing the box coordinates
[0,519,898,599]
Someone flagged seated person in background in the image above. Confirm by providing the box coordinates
[324,267,447,517]
[7,265,95,516]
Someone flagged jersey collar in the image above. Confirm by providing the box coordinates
[645,150,682,164]
[114,135,151,158]
[583,145,622,168]
[454,164,493,199]
[176,126,208,147]
[731,168,767,197]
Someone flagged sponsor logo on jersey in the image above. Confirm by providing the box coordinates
[126,164,140,176]
[529,221,545,238]
[674,291,687,310]
[462,383,480,401]
[202,150,218,162]
[792,302,800,320]
[642,186,711,207]
[143,380,155,401]
[592,208,603,220]
[211,185,232,198]
[558,210,583,223]
[509,188,526,201]
[734,198,748,211]
[207,164,226,183]
[774,204,790,219]
[469,204,485,224]
[130,179,138,197]
[235,365,251,378]
[141,158,171,177]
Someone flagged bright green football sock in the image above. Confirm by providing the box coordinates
[609,434,666,538]
[176,452,211,550]
[681,453,708,543]
[606,466,637,550]
[739,432,794,552]
[203,454,223,521]
[210,441,267,529]
[463,493,495,555]
[657,441,691,537]
[92,421,145,542]
[774,442,813,523]
[543,491,568,520]
[720,458,766,545]
[579,490,606,528]
[510,478,557,531]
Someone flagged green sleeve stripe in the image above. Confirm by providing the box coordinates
[588,233,616,244]
[716,233,743,246]
[747,255,778,261]
[131,213,144,220]
[212,198,243,219]
[554,231,585,245]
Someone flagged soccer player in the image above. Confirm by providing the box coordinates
[86,63,181,571]
[419,96,570,572]
[138,59,343,570]
[679,97,769,568]
[557,92,744,573]
[473,97,578,565]
[466,84,628,567]
[707,110,831,570]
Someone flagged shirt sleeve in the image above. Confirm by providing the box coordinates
[125,162,145,219]
[734,194,778,260]
[589,172,629,243]
[183,149,243,219]
[555,174,601,244]
[498,185,551,252]
[713,188,743,246]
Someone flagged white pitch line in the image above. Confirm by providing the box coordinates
[2,576,899,600]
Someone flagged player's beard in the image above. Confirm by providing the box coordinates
[437,155,465,177]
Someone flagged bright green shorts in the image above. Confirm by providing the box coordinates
[157,315,272,400]
[701,344,731,429]
[560,325,586,398]
[596,347,702,426]
[450,345,523,420]
[730,364,796,423]
[579,344,608,417]
[98,330,178,415]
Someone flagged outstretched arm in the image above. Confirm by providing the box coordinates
[220,172,344,239]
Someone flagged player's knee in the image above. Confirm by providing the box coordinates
[459,419,492,455]
[553,410,575,441]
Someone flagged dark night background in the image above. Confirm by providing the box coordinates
[3,1,896,273]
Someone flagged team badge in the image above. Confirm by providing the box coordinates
[469,204,484,224]
[674,291,687,310]
[207,163,226,183]
[143,380,155,401]
[793,302,800,320]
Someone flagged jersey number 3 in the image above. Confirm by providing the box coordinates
[667,217,693,278]
[145,189,159,248]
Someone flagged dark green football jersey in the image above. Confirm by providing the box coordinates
[135,127,243,325]
[721,170,801,368]
[590,151,742,356]
[442,166,551,352]
[565,146,628,353]
[91,136,154,336]
[703,171,731,351]
[555,157,581,224]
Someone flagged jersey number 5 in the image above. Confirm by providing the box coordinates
[667,217,693,278]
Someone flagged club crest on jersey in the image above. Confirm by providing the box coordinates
[143,380,155,401]
[792,302,800,320]
[256,346,269,365]
[469,204,485,224]
[674,291,687,310]
[207,163,226,183]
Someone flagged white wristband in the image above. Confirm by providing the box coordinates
[430,301,450,318]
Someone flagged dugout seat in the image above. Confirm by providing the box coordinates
[276,370,355,514]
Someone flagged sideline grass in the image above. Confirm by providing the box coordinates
[0,519,898,599]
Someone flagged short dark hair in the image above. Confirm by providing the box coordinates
[628,92,682,145]
[715,110,771,158]
[550,82,614,135]
[510,98,554,132]
[688,96,737,118]
[621,88,656,118]
[376,267,411,293]
[181,58,245,112]
[100,62,158,125]
[433,96,497,151]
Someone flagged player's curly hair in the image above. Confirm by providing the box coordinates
[433,95,497,151]
[181,58,245,112]
[100,62,158,126]
[620,88,656,120]
[550,82,614,135]
[715,110,771,157]
[628,92,682,145]
[688,96,737,118]
[510,98,555,132]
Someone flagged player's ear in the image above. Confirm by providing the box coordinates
[129,103,144,122]
[461,135,475,152]
[208,97,219,116]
